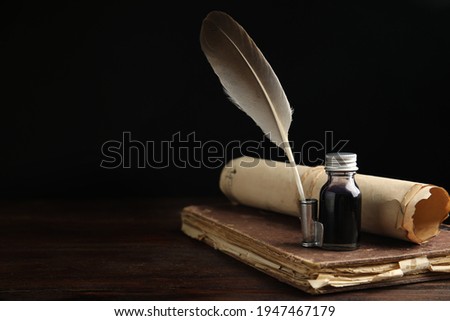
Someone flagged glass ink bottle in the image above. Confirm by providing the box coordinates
[319,153,361,250]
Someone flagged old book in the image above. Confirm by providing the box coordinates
[181,203,450,294]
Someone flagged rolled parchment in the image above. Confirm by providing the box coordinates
[219,156,450,244]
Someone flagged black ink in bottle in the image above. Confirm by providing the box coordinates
[319,153,361,250]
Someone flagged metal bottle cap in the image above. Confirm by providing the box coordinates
[325,152,358,172]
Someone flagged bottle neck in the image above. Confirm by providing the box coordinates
[326,171,357,184]
[326,171,357,177]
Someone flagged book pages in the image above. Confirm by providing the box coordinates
[219,156,450,244]
[181,204,450,294]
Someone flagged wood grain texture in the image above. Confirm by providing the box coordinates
[1,196,449,300]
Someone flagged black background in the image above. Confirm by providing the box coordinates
[1,0,449,198]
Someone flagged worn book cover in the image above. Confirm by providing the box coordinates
[181,203,450,294]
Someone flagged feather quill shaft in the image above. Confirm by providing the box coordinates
[200,11,306,201]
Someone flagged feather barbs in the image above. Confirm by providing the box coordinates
[200,11,306,201]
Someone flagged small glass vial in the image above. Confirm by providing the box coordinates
[319,153,361,250]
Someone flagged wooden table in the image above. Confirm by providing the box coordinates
[1,196,449,300]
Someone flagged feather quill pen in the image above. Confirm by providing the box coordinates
[200,11,306,201]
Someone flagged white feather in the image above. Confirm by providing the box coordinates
[200,11,306,201]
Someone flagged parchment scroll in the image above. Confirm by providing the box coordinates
[219,156,450,244]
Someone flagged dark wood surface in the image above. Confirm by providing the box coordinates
[1,196,449,300]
